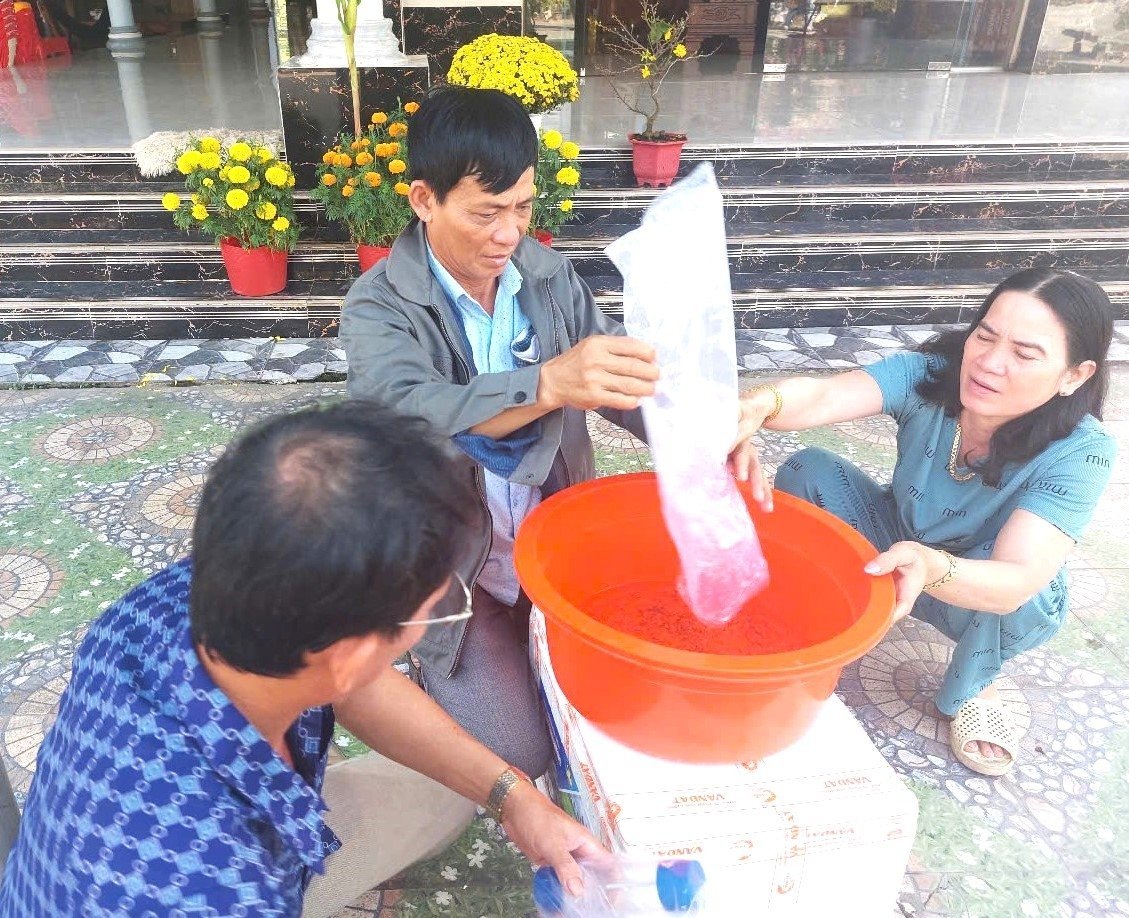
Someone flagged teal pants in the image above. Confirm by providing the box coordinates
[775,447,1068,716]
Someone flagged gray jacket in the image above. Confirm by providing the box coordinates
[341,220,645,676]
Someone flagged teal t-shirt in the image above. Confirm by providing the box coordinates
[863,351,1116,551]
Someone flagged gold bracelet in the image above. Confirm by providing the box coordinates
[485,766,532,821]
[751,384,784,424]
[923,550,956,593]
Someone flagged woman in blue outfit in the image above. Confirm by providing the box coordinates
[731,268,1116,776]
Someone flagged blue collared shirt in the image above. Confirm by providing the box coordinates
[426,246,542,606]
[0,560,340,917]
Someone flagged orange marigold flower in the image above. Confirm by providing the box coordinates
[388,159,407,175]
[388,122,408,138]
[355,151,374,166]
[336,153,353,168]
[342,185,355,198]
[321,151,335,164]
[394,182,410,195]
[347,177,360,187]
[364,171,382,188]
[404,101,420,114]
[322,174,337,186]
[387,142,401,155]
[370,112,388,125]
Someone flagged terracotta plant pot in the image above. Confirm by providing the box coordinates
[219,238,288,297]
[357,244,393,272]
[533,229,554,247]
[629,134,687,188]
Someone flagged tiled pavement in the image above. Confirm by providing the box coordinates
[0,344,1127,917]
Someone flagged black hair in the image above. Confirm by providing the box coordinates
[408,85,538,202]
[917,268,1115,487]
[189,400,478,677]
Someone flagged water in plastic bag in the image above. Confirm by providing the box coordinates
[605,164,769,626]
[533,859,708,916]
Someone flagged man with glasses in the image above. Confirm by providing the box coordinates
[0,402,608,917]
[342,86,659,780]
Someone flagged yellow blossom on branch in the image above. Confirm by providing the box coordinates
[225,188,250,210]
[673,43,687,58]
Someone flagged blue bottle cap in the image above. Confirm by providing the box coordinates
[532,866,566,914]
[655,859,706,912]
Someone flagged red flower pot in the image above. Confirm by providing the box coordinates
[533,230,554,247]
[357,244,392,272]
[629,134,687,188]
[219,238,288,297]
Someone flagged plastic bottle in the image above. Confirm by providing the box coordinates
[533,858,707,916]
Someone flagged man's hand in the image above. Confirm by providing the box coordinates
[538,336,658,412]
[864,541,939,621]
[501,782,614,898]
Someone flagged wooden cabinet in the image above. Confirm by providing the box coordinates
[685,0,759,54]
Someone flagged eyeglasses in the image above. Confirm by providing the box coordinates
[397,573,474,627]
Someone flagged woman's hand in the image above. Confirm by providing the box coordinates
[501,782,614,898]
[864,541,941,621]
[727,388,780,511]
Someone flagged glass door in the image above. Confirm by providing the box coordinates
[952,0,1025,69]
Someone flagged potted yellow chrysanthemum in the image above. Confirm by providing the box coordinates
[447,34,579,128]
[530,129,582,246]
[163,137,299,296]
[310,101,420,272]
[598,0,699,187]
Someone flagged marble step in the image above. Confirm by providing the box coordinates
[6,175,1129,236]
[6,220,1129,285]
[4,268,1127,340]
[3,141,1127,191]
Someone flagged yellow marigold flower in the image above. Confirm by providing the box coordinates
[175,151,201,174]
[350,140,364,152]
[555,166,580,186]
[161,192,181,211]
[394,181,410,195]
[265,165,289,187]
[342,185,355,198]
[664,28,672,41]
[364,171,382,188]
[559,199,573,212]
[560,141,580,160]
[272,217,290,232]
[255,201,278,221]
[257,148,273,162]
[388,159,407,175]
[228,142,253,162]
[357,137,371,147]
[388,122,407,138]
[387,142,401,155]
[191,204,208,220]
[202,177,215,187]
[673,43,687,58]
[370,112,388,125]
[404,101,420,114]
[641,65,651,79]
[322,151,335,165]
[199,137,221,153]
[199,151,221,170]
[333,153,350,168]
[225,188,250,210]
[322,174,337,186]
[542,130,562,150]
[227,165,251,184]
[355,151,374,166]
[287,175,296,187]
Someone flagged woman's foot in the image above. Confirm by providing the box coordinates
[949,684,1018,776]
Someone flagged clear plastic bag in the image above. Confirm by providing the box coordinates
[606,164,768,626]
[533,858,708,916]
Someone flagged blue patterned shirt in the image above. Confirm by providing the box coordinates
[0,559,341,917]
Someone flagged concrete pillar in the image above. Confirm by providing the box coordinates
[105,0,144,53]
[194,0,225,35]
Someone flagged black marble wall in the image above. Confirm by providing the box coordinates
[277,63,431,185]
[384,0,402,40]
[401,4,522,79]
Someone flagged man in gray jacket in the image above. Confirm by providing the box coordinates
[341,87,658,778]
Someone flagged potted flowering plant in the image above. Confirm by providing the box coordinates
[311,100,419,272]
[163,137,299,297]
[598,0,699,187]
[530,129,581,246]
[447,34,579,129]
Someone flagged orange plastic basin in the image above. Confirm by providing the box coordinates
[515,472,894,763]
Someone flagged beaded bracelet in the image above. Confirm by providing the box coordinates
[751,384,784,424]
[923,550,957,593]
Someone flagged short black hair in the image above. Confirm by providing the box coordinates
[190,400,478,677]
[918,268,1115,486]
[409,85,538,202]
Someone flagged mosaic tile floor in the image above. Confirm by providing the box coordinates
[0,370,1127,918]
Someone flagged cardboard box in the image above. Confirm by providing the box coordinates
[531,610,917,916]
